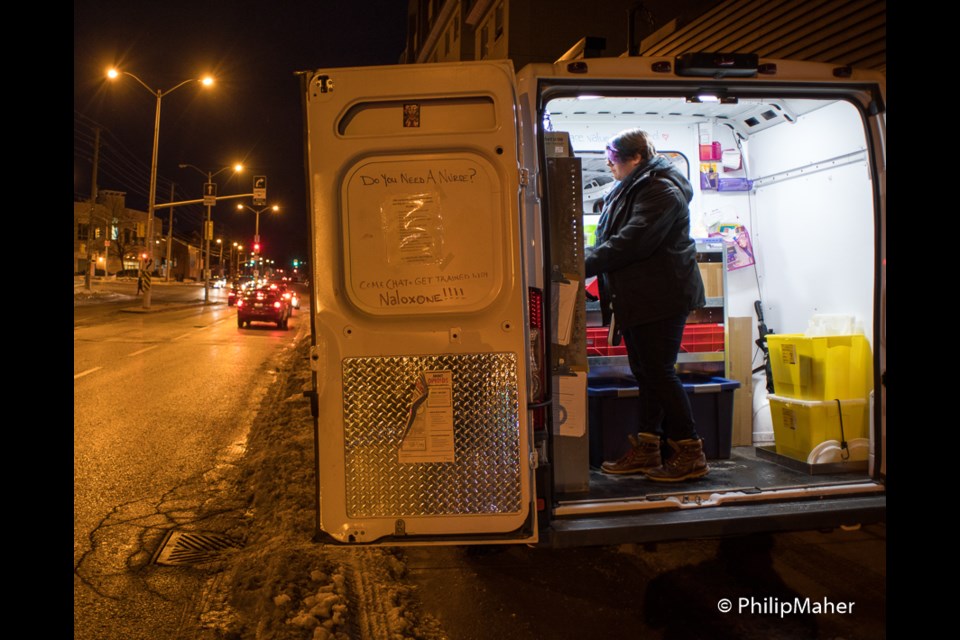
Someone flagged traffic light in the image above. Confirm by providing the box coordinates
[253,242,261,253]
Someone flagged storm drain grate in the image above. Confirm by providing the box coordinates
[152,529,242,566]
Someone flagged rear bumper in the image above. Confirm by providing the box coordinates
[239,309,284,321]
[543,494,885,548]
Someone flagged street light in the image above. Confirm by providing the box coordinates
[179,163,243,303]
[232,242,242,279]
[237,246,247,277]
[107,67,214,309]
[216,238,223,276]
[236,203,280,240]
[236,203,279,281]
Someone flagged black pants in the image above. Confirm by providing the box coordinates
[622,312,699,442]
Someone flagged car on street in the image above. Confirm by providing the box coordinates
[269,281,301,311]
[227,276,257,306]
[227,284,241,306]
[582,173,615,213]
[236,287,291,329]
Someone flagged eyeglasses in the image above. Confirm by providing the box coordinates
[605,146,619,167]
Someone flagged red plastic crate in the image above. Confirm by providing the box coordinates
[680,323,725,352]
[586,327,627,357]
[587,325,723,355]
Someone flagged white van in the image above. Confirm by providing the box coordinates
[300,52,885,546]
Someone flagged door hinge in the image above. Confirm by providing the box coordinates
[519,168,530,187]
[302,389,318,418]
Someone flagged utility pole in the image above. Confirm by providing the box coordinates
[165,183,175,282]
[204,170,213,303]
[84,127,100,291]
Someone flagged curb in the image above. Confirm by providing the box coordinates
[121,301,225,314]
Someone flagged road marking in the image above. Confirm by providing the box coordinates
[74,367,102,380]
[127,345,159,357]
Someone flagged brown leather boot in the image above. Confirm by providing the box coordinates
[601,433,662,475]
[644,438,709,482]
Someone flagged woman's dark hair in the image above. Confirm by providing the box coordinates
[606,128,657,163]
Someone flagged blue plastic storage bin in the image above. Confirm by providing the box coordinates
[587,376,740,467]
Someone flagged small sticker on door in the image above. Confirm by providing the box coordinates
[403,103,420,127]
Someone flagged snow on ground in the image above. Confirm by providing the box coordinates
[194,336,446,640]
[73,281,137,305]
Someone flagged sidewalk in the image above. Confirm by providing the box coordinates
[74,276,223,313]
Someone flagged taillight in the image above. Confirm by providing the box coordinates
[528,287,546,431]
[274,301,281,309]
[236,300,244,307]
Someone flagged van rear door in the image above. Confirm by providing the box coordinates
[301,61,536,545]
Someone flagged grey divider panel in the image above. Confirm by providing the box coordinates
[546,156,589,492]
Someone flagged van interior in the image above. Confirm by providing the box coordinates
[537,89,882,532]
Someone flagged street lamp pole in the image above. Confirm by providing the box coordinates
[107,68,213,309]
[165,183,175,282]
[233,243,243,279]
[236,203,280,239]
[203,169,212,302]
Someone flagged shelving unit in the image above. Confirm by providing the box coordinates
[586,237,728,379]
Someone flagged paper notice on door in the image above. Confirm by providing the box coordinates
[552,371,586,437]
[399,370,455,463]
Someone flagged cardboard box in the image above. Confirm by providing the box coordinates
[698,262,723,298]
[727,317,754,446]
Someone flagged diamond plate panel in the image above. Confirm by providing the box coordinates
[342,353,521,518]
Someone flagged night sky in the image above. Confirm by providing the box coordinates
[74,0,409,268]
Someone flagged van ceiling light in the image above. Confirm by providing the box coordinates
[576,95,603,100]
[696,94,721,103]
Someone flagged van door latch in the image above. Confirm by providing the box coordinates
[313,74,334,94]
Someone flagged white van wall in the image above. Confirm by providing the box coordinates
[734,100,875,340]
[555,97,875,351]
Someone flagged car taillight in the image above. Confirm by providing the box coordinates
[236,300,243,307]
[274,301,281,309]
[528,287,546,431]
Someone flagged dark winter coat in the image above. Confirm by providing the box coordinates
[584,154,704,328]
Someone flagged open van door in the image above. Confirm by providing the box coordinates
[301,61,537,545]
[516,57,886,547]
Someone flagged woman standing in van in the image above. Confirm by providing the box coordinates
[585,128,707,482]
